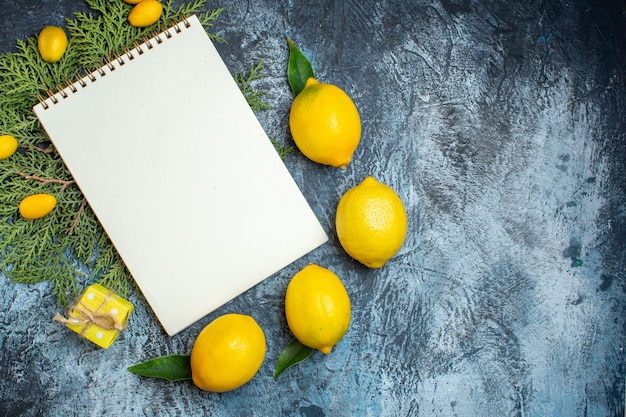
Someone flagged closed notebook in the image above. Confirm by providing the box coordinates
[33,15,328,336]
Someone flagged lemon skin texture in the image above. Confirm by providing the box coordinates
[0,135,18,160]
[336,176,408,268]
[285,264,351,354]
[37,26,68,63]
[128,0,163,27]
[289,78,361,168]
[190,314,266,393]
[19,194,57,220]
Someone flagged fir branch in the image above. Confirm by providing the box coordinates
[67,197,86,236]
[270,139,295,160]
[235,61,272,112]
[234,63,293,158]
[173,2,226,43]
[91,235,136,299]
[13,171,75,191]
[25,144,55,154]
[0,1,273,308]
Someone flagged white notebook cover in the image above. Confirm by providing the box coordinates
[33,15,328,335]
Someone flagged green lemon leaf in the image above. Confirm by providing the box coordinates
[274,338,314,380]
[287,38,314,96]
[128,354,192,382]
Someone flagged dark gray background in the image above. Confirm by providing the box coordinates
[1,1,625,416]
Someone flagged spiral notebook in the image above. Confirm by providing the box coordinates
[33,15,328,336]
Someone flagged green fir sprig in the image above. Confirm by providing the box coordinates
[0,0,271,306]
[235,62,293,158]
[235,61,273,112]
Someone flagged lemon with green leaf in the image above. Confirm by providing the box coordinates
[190,314,266,392]
[289,78,361,168]
[285,264,351,354]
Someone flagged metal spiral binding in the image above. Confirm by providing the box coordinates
[37,15,191,110]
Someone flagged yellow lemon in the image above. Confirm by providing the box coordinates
[336,176,407,268]
[0,135,18,160]
[289,78,361,168]
[37,26,68,63]
[285,264,351,354]
[19,194,57,220]
[190,314,266,392]
[128,1,163,27]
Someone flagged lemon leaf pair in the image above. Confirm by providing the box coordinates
[129,340,313,382]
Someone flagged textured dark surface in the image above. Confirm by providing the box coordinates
[1,1,625,416]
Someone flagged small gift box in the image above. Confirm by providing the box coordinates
[54,283,133,349]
